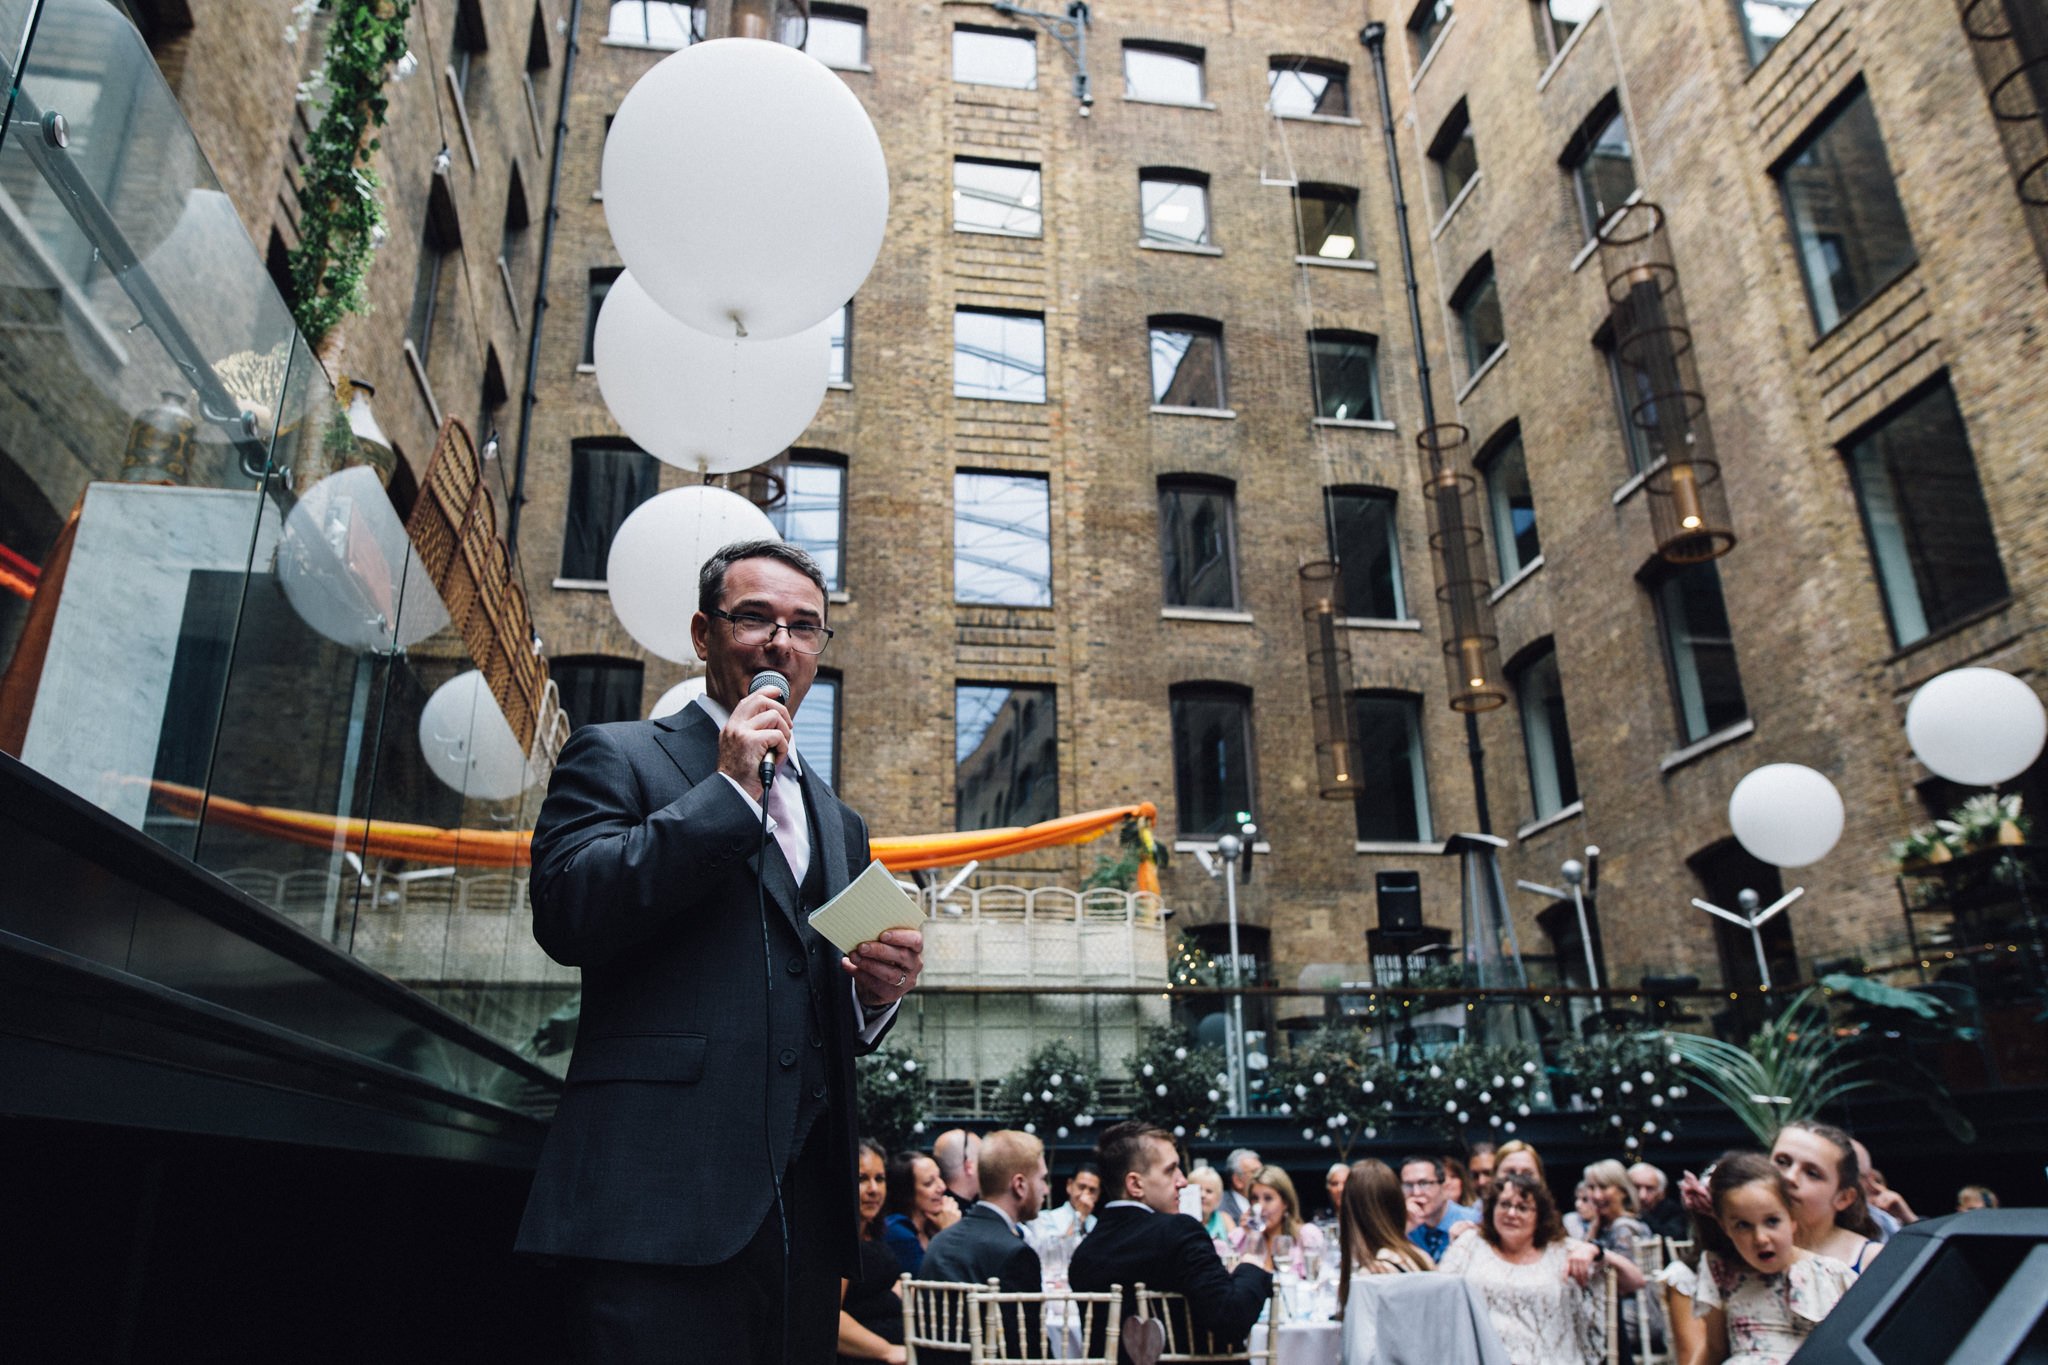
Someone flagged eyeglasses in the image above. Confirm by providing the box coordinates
[1401,1180,1441,1193]
[711,608,834,654]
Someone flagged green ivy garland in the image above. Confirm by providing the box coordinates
[286,0,415,345]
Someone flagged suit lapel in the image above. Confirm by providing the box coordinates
[655,706,805,933]
[801,762,852,895]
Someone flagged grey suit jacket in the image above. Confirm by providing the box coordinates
[513,705,883,1271]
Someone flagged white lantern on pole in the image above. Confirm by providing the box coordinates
[1728,764,1845,869]
[602,38,889,341]
[1905,667,2047,787]
[606,485,777,663]
[594,272,831,474]
[419,670,533,801]
[651,675,708,719]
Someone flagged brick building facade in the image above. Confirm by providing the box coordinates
[514,0,2044,1008]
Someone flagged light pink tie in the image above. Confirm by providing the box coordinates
[766,765,807,885]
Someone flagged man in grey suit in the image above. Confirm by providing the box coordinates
[514,540,923,1364]
[920,1130,1049,1357]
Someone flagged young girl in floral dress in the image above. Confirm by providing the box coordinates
[1671,1152,1857,1365]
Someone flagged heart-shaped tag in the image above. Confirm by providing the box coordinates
[1122,1316,1166,1365]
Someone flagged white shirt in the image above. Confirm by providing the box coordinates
[692,693,896,1044]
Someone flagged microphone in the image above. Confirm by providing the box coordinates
[749,669,790,789]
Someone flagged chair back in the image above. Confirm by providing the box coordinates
[1602,1264,1621,1365]
[903,1276,987,1363]
[977,1283,1123,1363]
[1132,1282,1281,1364]
[1631,1234,1672,1365]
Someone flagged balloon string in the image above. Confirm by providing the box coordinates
[726,333,741,467]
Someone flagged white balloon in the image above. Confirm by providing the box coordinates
[419,670,533,800]
[1728,764,1845,868]
[603,38,889,340]
[595,273,831,474]
[1905,667,2047,787]
[606,486,777,662]
[278,465,451,651]
[650,675,708,720]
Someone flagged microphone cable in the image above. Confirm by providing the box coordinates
[753,763,793,1365]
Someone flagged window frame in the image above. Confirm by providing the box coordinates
[1307,329,1383,422]
[1650,559,1751,745]
[583,266,622,366]
[1325,486,1408,621]
[560,437,659,582]
[953,156,1045,239]
[1775,82,1919,338]
[1169,683,1257,839]
[805,3,867,69]
[953,307,1048,404]
[1734,0,1816,67]
[1148,315,1228,410]
[1510,643,1579,821]
[550,654,646,730]
[1479,425,1541,582]
[1562,94,1636,240]
[606,0,700,50]
[1451,255,1506,378]
[952,24,1037,89]
[955,682,1061,832]
[1157,476,1242,612]
[1429,100,1480,215]
[1350,690,1434,844]
[1293,182,1363,261]
[1408,0,1455,66]
[1122,40,1207,106]
[1267,55,1351,119]
[796,668,842,789]
[953,469,1053,608]
[828,301,851,385]
[768,450,848,594]
[1138,167,1213,249]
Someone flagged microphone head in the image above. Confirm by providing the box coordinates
[749,669,790,700]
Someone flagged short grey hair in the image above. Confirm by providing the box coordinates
[1228,1148,1262,1176]
[1628,1162,1668,1194]
[697,538,827,616]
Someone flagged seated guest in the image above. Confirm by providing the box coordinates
[921,1130,1048,1356]
[1439,1170,1643,1365]
[1243,1165,1327,1275]
[1445,1156,1473,1208]
[1319,1162,1350,1235]
[934,1128,982,1215]
[1468,1143,1500,1202]
[839,1139,907,1364]
[1069,1121,1275,1364]
[881,1151,959,1276]
[1189,1165,1237,1244]
[1629,1162,1689,1242]
[1401,1155,1479,1261]
[1957,1184,1999,1212]
[1028,1163,1101,1247]
[1337,1159,1434,1303]
[1494,1141,1549,1191]
[1850,1137,1917,1239]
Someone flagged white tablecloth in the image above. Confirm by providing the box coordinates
[1250,1320,1342,1365]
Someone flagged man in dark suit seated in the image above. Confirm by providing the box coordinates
[1069,1121,1274,1363]
[920,1130,1048,1356]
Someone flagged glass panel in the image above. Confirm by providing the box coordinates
[795,673,837,789]
[1309,334,1380,420]
[953,309,1046,402]
[1780,88,1917,333]
[1150,325,1224,407]
[1140,175,1209,247]
[1737,0,1815,66]
[806,11,866,69]
[560,441,657,580]
[1457,267,1505,372]
[955,683,1058,830]
[1268,62,1348,118]
[1436,112,1479,207]
[1171,690,1252,837]
[1485,435,1540,578]
[1158,482,1238,609]
[953,28,1036,89]
[828,303,849,384]
[954,159,1043,237]
[1124,46,1204,104]
[1573,111,1636,235]
[1657,561,1749,743]
[554,656,645,730]
[1327,490,1406,620]
[954,471,1050,606]
[1295,186,1361,260]
[1845,382,2008,647]
[1607,342,1664,475]
[1411,0,1455,59]
[770,456,845,592]
[608,0,700,48]
[1351,696,1430,842]
[583,267,620,365]
[1515,650,1578,818]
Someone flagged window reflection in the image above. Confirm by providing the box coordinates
[805,5,866,68]
[1432,101,1479,210]
[955,683,1058,830]
[1268,58,1349,117]
[954,471,1051,606]
[1568,103,1636,236]
[1308,331,1380,421]
[1512,648,1577,819]
[828,302,850,385]
[1171,686,1254,837]
[955,158,1044,237]
[1779,86,1917,334]
[1737,0,1814,65]
[1124,43,1205,104]
[1352,693,1432,842]
[1453,258,1505,374]
[1409,0,1454,61]
[553,655,645,730]
[953,27,1036,88]
[562,439,658,581]
[608,0,701,48]
[769,454,845,592]
[1140,172,1210,248]
[796,671,839,788]
[1294,184,1361,260]
[1158,479,1239,610]
[1149,319,1225,408]
[954,309,1047,402]
[1482,431,1540,579]
[1655,561,1749,743]
[1326,488,1406,620]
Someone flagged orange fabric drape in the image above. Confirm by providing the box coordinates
[145,780,1159,876]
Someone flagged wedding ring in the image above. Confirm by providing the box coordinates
[896,973,907,987]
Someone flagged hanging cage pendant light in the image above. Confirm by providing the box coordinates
[1418,424,1507,712]
[1299,559,1360,798]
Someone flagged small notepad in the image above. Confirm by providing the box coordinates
[807,858,926,955]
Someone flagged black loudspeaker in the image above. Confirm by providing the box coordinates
[1789,1210,2048,1363]
[1375,871,1421,933]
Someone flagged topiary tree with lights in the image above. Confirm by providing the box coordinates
[1127,1025,1227,1146]
[855,1043,931,1154]
[995,1041,1101,1165]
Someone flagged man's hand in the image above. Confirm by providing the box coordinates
[1564,1240,1600,1287]
[846,928,923,1010]
[718,689,793,802]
